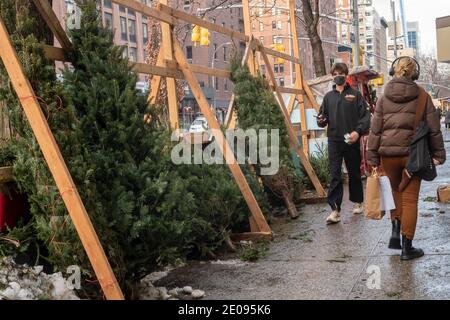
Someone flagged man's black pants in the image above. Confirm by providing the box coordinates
[327,141,364,212]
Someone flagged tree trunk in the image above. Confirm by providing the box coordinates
[301,0,327,77]
[308,29,327,77]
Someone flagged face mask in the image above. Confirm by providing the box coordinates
[333,75,346,86]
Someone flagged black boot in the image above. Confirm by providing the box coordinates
[388,219,402,249]
[401,236,424,261]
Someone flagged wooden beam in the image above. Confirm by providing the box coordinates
[32,0,72,51]
[289,0,308,154]
[230,232,273,242]
[113,0,176,25]
[159,0,179,131]
[259,46,326,197]
[302,79,320,112]
[157,3,248,42]
[256,44,302,65]
[0,16,124,300]
[148,48,165,105]
[43,44,68,61]
[241,0,256,75]
[173,40,272,234]
[276,87,305,95]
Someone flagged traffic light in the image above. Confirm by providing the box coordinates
[352,45,364,66]
[270,43,285,63]
[200,27,210,46]
[191,25,201,46]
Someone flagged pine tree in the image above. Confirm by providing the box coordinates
[230,57,303,218]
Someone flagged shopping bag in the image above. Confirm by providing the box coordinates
[379,175,396,211]
[364,169,384,220]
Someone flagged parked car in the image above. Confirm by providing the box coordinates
[189,116,208,134]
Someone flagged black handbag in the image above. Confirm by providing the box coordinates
[405,88,437,181]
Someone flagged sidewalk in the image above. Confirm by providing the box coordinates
[155,136,450,300]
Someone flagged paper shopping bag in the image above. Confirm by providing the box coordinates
[379,175,396,212]
[364,171,384,220]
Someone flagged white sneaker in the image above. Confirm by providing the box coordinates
[353,203,364,214]
[326,210,341,224]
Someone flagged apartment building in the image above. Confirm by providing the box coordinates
[248,0,337,84]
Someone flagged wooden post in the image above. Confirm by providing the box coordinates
[0,16,124,300]
[258,44,326,197]
[32,0,72,51]
[159,0,179,130]
[172,40,272,235]
[148,48,165,105]
[288,0,309,154]
[242,0,256,75]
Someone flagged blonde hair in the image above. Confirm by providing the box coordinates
[394,57,418,78]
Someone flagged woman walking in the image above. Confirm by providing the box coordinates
[367,57,446,261]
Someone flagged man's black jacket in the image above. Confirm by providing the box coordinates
[318,83,370,142]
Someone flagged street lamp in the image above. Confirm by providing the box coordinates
[211,41,232,120]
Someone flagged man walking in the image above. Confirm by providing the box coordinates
[317,63,370,224]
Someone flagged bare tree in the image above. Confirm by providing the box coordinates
[298,0,327,77]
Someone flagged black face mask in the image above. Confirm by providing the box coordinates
[333,75,346,86]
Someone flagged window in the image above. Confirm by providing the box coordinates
[119,5,126,13]
[128,9,135,17]
[184,0,190,11]
[259,36,264,44]
[213,44,218,59]
[272,21,276,30]
[104,12,113,31]
[222,22,225,28]
[259,22,264,31]
[279,77,285,87]
[141,0,148,4]
[129,47,137,62]
[279,63,284,73]
[214,77,219,90]
[223,46,227,61]
[274,64,279,73]
[120,17,127,41]
[252,23,255,31]
[103,0,112,9]
[142,23,148,44]
[277,21,282,30]
[186,46,193,59]
[199,81,205,87]
[122,46,128,59]
[128,19,136,42]
[224,79,228,91]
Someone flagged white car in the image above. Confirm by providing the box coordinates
[189,117,209,134]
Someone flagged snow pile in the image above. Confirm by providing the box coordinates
[0,257,79,300]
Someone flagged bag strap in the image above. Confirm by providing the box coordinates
[413,87,428,130]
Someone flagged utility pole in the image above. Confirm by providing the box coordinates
[353,0,360,66]
[391,0,398,59]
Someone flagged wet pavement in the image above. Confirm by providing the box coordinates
[155,132,450,300]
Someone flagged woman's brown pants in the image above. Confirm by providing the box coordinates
[381,156,422,240]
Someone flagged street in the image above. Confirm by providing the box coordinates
[155,132,450,300]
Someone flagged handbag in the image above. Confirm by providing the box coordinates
[405,88,437,182]
[364,168,384,220]
[379,175,396,212]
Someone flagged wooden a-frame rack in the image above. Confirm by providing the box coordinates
[0,0,326,299]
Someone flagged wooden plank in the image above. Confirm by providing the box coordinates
[190,64,231,79]
[259,46,326,197]
[230,232,273,242]
[276,87,305,95]
[32,0,72,51]
[157,3,248,42]
[0,17,124,300]
[289,0,308,154]
[148,48,165,105]
[0,166,13,184]
[113,0,176,25]
[303,79,320,112]
[256,43,302,65]
[241,0,256,75]
[159,0,178,130]
[173,40,272,234]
